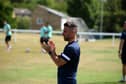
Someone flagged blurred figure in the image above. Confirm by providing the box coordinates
[40,22,53,53]
[40,23,48,44]
[119,21,126,82]
[3,20,12,51]
[40,23,48,53]
[45,22,53,41]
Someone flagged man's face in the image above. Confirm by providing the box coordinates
[124,23,126,30]
[3,21,7,25]
[62,26,72,41]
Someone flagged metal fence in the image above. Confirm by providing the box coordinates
[0,28,121,46]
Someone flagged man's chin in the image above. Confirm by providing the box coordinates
[64,38,69,41]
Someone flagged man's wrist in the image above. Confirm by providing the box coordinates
[48,51,53,56]
[118,50,122,53]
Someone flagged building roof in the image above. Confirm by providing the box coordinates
[14,8,32,16]
[38,5,68,18]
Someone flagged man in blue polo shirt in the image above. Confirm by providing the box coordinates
[119,21,126,82]
[42,21,80,84]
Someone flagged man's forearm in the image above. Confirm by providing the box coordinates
[48,51,60,66]
[119,40,124,53]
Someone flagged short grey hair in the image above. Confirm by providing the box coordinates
[64,21,77,33]
[64,21,77,28]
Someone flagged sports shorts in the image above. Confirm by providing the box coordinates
[5,35,11,42]
[121,51,126,64]
[40,37,49,44]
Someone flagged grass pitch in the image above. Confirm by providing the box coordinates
[0,33,121,84]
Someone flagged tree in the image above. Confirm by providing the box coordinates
[0,0,15,28]
[103,0,123,32]
[10,0,24,3]
[67,0,96,28]
[37,0,67,12]
[121,0,126,11]
[66,0,126,32]
[87,0,101,30]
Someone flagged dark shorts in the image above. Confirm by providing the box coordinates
[5,36,11,42]
[58,78,76,84]
[121,52,126,64]
[40,37,49,44]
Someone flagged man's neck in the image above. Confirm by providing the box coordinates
[68,38,76,43]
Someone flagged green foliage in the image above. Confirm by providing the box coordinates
[37,0,67,12]
[87,0,101,30]
[1,0,126,32]
[103,0,126,32]
[16,16,31,29]
[0,0,14,28]
[12,0,37,10]
[121,0,126,11]
[67,0,93,28]
[66,0,126,32]
[10,0,24,3]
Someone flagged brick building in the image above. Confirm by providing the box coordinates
[31,5,68,30]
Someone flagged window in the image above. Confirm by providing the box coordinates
[36,18,43,25]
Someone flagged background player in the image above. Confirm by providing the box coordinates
[3,20,12,51]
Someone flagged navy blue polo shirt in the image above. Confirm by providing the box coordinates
[58,41,80,84]
[121,31,126,55]
[121,31,126,39]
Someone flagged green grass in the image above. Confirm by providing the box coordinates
[0,33,122,84]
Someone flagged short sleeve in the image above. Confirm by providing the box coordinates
[60,47,74,62]
[121,32,126,39]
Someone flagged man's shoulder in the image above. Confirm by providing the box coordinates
[67,42,80,52]
[4,24,10,29]
[7,24,11,28]
[122,31,126,37]
[41,26,46,30]
[69,41,79,47]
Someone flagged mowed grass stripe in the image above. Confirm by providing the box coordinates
[0,33,121,84]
